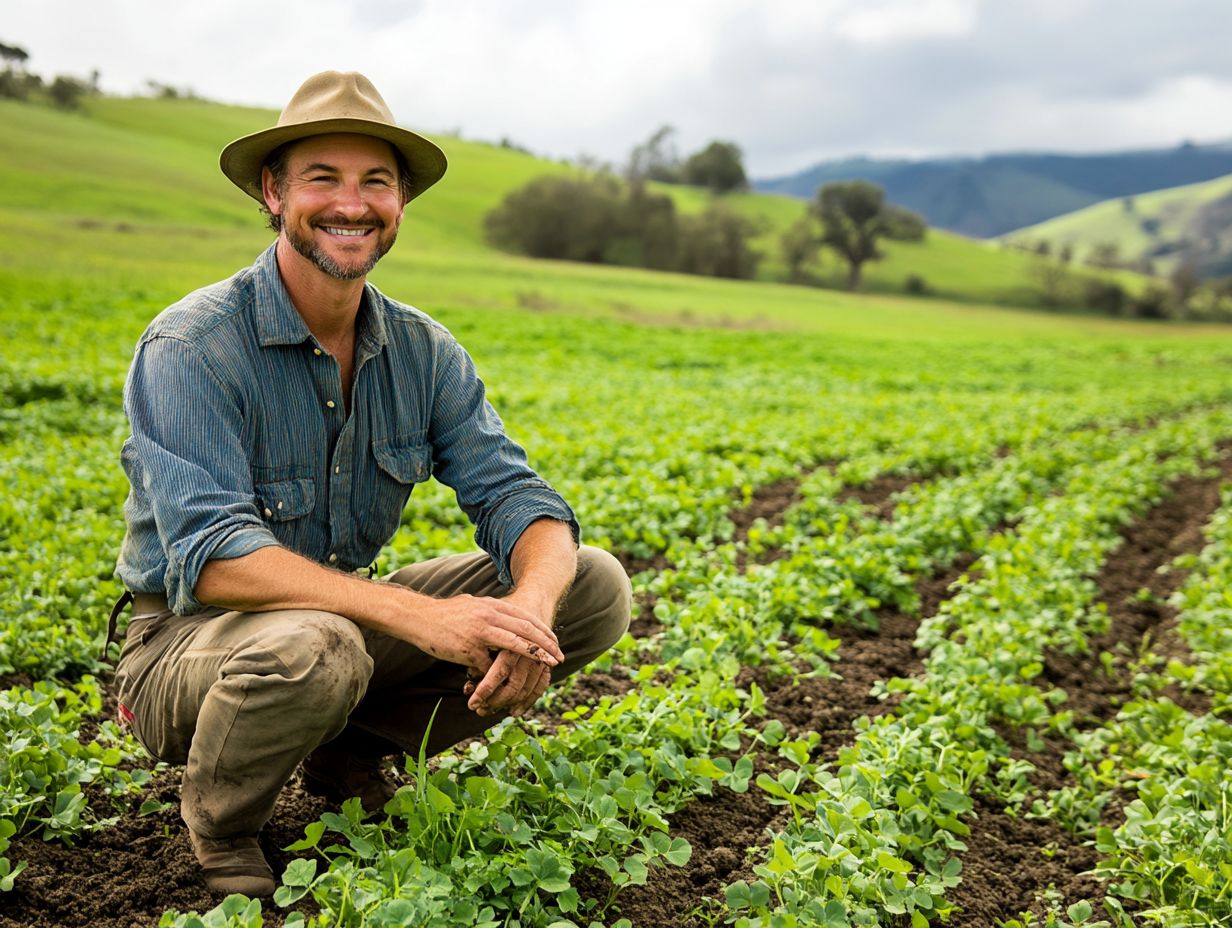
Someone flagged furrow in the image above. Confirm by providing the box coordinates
[943,452,1232,925]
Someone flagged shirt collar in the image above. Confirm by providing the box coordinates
[251,243,389,356]
[253,244,313,348]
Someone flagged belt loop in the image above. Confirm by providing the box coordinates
[102,591,134,662]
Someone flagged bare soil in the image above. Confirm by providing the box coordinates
[943,452,1231,925]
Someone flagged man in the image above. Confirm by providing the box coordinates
[112,71,631,899]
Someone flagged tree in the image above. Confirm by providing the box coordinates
[681,141,748,194]
[676,203,761,280]
[0,39,32,100]
[780,216,821,284]
[0,41,29,69]
[48,75,87,109]
[618,185,679,270]
[1086,242,1121,269]
[626,125,680,185]
[1170,260,1201,310]
[1028,258,1076,308]
[810,180,925,290]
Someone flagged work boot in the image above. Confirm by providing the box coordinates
[301,745,398,813]
[188,828,275,898]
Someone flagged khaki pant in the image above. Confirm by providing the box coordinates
[113,546,631,838]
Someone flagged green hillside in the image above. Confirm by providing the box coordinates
[7,94,1218,343]
[0,94,1149,315]
[1003,173,1232,277]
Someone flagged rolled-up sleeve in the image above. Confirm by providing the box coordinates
[124,336,280,613]
[427,338,578,586]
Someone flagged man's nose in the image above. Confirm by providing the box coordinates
[336,182,367,218]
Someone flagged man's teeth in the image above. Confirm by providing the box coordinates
[323,227,369,236]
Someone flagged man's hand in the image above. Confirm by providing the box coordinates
[403,591,562,676]
[464,650,551,717]
[462,583,560,717]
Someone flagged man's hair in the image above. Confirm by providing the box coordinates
[260,140,415,232]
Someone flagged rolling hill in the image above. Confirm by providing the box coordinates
[1001,173,1232,279]
[755,143,1232,239]
[0,94,1148,319]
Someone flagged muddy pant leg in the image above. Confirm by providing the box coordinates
[343,544,631,756]
[116,610,372,837]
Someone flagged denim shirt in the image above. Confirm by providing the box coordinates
[117,244,578,615]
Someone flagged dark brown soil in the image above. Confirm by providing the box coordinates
[838,473,921,520]
[626,588,665,639]
[0,768,330,928]
[944,452,1231,925]
[943,795,1106,927]
[728,474,812,542]
[613,549,672,579]
[614,552,975,928]
[1040,454,1230,726]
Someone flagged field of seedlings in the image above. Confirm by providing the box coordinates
[3,262,1232,928]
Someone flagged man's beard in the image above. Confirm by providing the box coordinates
[285,218,398,281]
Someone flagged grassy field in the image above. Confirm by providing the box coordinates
[5,93,1232,928]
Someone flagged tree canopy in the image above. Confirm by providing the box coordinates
[810,180,926,290]
[681,141,748,194]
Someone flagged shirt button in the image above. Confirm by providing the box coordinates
[263,507,272,517]
[328,553,339,563]
[313,348,323,356]
[276,501,283,510]
[334,465,340,474]
[326,400,336,409]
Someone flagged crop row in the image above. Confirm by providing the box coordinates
[1029,483,1232,927]
[712,406,1232,927]
[0,678,151,891]
[149,408,1231,926]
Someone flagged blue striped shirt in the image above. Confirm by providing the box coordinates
[117,244,578,615]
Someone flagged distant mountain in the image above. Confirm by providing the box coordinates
[755,142,1232,239]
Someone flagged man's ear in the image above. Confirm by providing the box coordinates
[260,166,282,217]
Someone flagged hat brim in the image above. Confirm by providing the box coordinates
[219,118,447,205]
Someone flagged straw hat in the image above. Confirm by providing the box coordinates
[219,71,447,204]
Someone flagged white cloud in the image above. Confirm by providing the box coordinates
[833,0,979,45]
[6,0,1232,177]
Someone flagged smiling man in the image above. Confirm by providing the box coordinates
[111,71,630,898]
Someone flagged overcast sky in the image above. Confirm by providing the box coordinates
[9,0,1232,178]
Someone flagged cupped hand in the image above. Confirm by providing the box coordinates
[464,650,553,717]
[399,592,562,675]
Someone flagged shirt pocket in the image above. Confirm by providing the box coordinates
[254,477,316,522]
[364,439,433,548]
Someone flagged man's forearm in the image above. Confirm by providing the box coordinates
[506,518,578,622]
[195,545,414,635]
[194,543,566,675]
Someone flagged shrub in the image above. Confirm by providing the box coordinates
[485,173,761,280]
[484,174,626,264]
[1126,284,1172,319]
[676,203,761,280]
[1081,279,1127,315]
[48,75,87,109]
